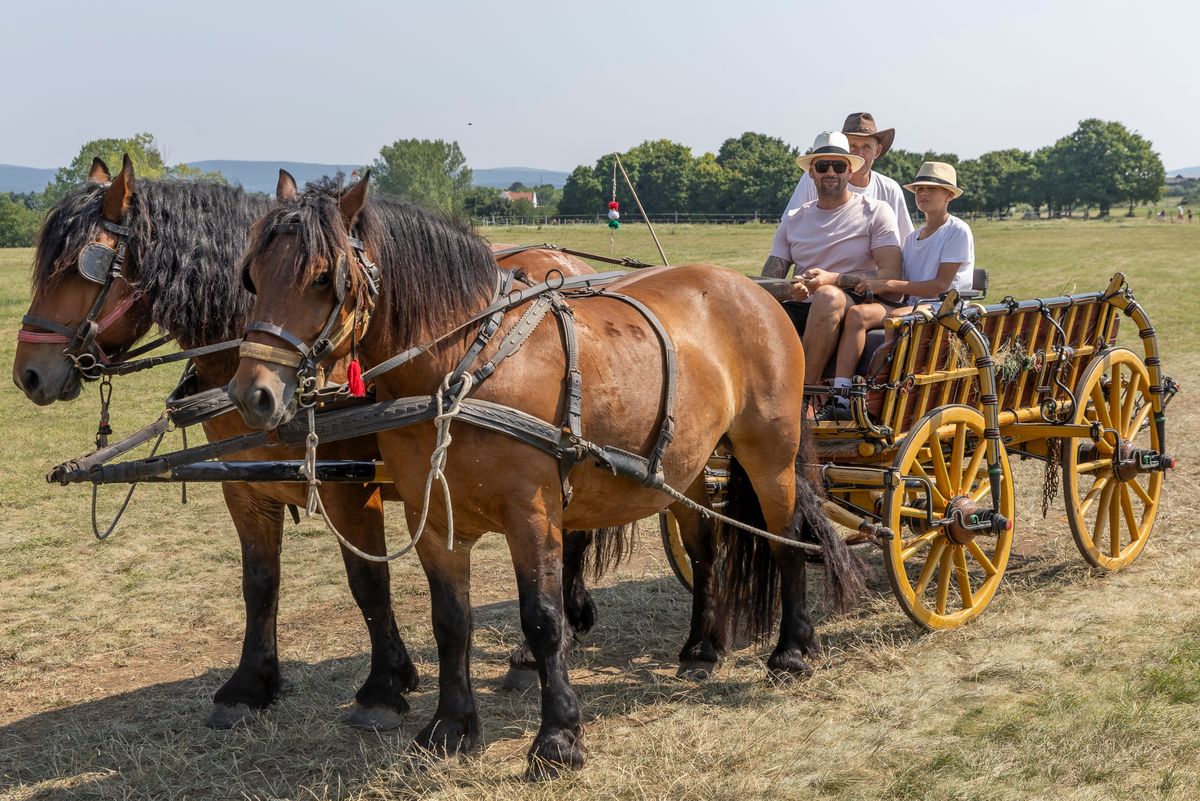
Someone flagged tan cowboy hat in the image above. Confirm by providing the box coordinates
[842,112,895,158]
[796,131,866,173]
[903,161,964,199]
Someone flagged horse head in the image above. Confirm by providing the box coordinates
[230,170,376,429]
[13,154,152,404]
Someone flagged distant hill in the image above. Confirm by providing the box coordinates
[1,159,570,195]
[186,160,362,194]
[0,163,56,194]
[1168,166,1200,178]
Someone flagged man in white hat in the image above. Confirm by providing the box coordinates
[760,131,902,387]
[781,112,914,243]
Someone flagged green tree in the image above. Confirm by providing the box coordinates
[690,152,729,214]
[1046,119,1164,217]
[715,132,802,216]
[618,139,695,213]
[44,133,223,204]
[371,138,473,215]
[971,149,1036,215]
[1117,132,1165,215]
[0,194,43,247]
[559,165,604,216]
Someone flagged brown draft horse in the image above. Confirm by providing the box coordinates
[229,174,860,777]
[10,157,616,730]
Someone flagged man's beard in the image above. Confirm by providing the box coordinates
[816,177,845,199]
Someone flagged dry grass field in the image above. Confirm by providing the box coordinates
[1,219,1198,800]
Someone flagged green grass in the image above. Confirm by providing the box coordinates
[2,221,1199,800]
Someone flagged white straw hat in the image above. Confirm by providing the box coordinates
[903,161,963,199]
[796,131,866,173]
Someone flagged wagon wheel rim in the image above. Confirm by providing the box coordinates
[1063,348,1161,571]
[659,511,694,592]
[883,405,1014,630]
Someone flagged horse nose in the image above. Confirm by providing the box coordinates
[17,367,41,394]
[250,387,277,421]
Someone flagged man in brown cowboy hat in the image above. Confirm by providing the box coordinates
[782,112,914,242]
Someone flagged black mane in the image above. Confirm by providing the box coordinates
[33,180,271,345]
[239,180,497,352]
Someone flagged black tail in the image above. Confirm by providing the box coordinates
[582,525,634,581]
[793,418,866,614]
[714,457,780,641]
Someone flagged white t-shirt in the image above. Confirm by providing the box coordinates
[769,195,901,278]
[901,215,974,303]
[783,170,915,242]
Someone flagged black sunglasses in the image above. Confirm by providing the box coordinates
[813,160,850,174]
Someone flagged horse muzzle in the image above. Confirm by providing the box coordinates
[228,361,299,430]
[12,345,82,405]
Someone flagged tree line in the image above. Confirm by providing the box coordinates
[0,119,1168,248]
[558,119,1165,219]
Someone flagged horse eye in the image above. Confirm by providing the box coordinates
[312,271,332,288]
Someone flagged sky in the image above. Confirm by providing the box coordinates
[2,0,1198,172]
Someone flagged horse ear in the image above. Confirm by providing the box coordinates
[276,169,298,202]
[88,157,111,184]
[101,154,135,222]
[339,170,371,227]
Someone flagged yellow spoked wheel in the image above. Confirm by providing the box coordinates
[658,511,694,592]
[1062,348,1162,571]
[883,405,1015,630]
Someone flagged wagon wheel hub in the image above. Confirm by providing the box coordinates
[944,495,983,545]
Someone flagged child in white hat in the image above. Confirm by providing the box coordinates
[821,162,974,420]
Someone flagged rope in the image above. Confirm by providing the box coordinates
[658,483,824,553]
[91,428,167,541]
[299,372,475,563]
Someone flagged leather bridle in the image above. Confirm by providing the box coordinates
[18,218,142,380]
[239,221,379,384]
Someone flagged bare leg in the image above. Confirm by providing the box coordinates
[834,303,888,378]
[801,286,851,384]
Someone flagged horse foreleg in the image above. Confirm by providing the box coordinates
[503,529,596,691]
[322,484,419,730]
[410,522,481,758]
[506,503,585,779]
[671,478,726,680]
[208,484,285,728]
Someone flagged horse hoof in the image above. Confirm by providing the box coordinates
[525,731,585,781]
[411,717,481,758]
[205,702,256,729]
[676,660,718,681]
[343,702,406,731]
[766,652,814,684]
[500,666,539,691]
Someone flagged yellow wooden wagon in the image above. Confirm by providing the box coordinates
[662,273,1178,630]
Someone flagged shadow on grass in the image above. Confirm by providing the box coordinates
[0,549,1115,800]
[0,574,782,799]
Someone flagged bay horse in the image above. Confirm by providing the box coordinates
[228,173,861,777]
[10,157,620,729]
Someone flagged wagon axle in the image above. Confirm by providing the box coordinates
[943,495,1012,545]
[1112,443,1176,482]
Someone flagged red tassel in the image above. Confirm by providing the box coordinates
[347,358,366,397]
